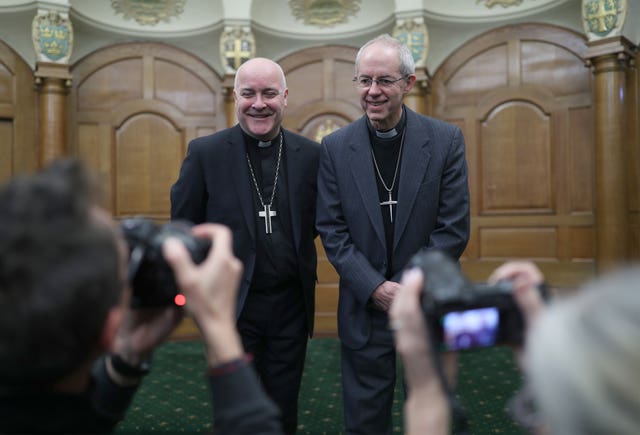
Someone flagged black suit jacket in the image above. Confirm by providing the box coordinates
[171,125,320,336]
[316,108,470,349]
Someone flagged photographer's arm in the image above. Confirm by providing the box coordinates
[390,269,450,435]
[163,224,282,435]
[488,261,546,371]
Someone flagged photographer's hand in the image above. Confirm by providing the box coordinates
[163,224,245,367]
[113,302,184,367]
[488,261,545,328]
[488,261,546,371]
[390,269,450,435]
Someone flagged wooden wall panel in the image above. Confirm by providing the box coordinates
[286,61,324,108]
[480,102,552,213]
[115,114,183,217]
[479,227,557,259]
[77,59,143,111]
[154,59,216,115]
[71,42,223,221]
[433,24,595,287]
[280,46,360,336]
[568,106,595,213]
[0,40,37,181]
[0,120,12,182]
[521,41,591,96]
[444,45,508,107]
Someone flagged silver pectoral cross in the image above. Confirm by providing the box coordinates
[258,204,277,234]
[380,191,398,223]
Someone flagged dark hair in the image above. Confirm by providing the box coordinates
[0,159,122,386]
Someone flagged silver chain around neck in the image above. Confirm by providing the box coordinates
[371,128,406,194]
[246,131,283,209]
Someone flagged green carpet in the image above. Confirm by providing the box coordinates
[115,338,525,434]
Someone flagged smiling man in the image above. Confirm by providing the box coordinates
[316,34,470,434]
[171,57,320,434]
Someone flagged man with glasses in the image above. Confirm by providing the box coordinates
[316,34,470,434]
[171,57,320,434]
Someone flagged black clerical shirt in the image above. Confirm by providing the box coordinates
[368,111,406,279]
[244,131,298,291]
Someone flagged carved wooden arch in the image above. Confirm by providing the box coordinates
[430,23,595,288]
[277,45,361,141]
[0,39,37,181]
[432,23,589,117]
[69,42,224,218]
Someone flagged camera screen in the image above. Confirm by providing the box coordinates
[439,307,500,351]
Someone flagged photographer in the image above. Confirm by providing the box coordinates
[0,159,280,434]
[391,260,640,434]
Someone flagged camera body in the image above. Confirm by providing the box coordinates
[408,249,526,351]
[120,217,211,307]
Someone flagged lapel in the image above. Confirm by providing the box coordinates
[284,129,302,251]
[394,110,431,252]
[348,118,386,250]
[227,125,256,242]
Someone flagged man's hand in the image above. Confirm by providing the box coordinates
[370,280,401,311]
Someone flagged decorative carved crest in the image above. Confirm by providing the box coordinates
[220,26,256,73]
[393,18,429,67]
[289,0,361,28]
[582,0,627,39]
[111,0,186,26]
[32,10,73,63]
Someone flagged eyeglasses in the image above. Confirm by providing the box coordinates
[353,75,406,89]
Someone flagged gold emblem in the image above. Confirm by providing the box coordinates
[314,119,340,142]
[32,10,73,63]
[289,0,361,28]
[582,0,627,39]
[220,26,256,73]
[111,0,186,26]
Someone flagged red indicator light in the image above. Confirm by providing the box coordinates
[174,294,186,306]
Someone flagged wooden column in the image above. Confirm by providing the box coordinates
[628,52,640,259]
[585,37,636,272]
[222,74,236,128]
[35,62,71,167]
[404,67,430,116]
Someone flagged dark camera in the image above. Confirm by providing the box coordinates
[408,249,533,352]
[120,217,211,308]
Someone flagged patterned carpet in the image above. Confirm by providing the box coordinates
[115,338,525,434]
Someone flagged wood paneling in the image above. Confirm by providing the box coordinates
[432,24,595,287]
[71,42,224,219]
[280,46,361,336]
[480,102,552,213]
[0,40,37,182]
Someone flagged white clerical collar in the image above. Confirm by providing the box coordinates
[375,128,398,139]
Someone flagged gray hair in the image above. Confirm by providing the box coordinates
[526,267,640,434]
[354,34,415,77]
